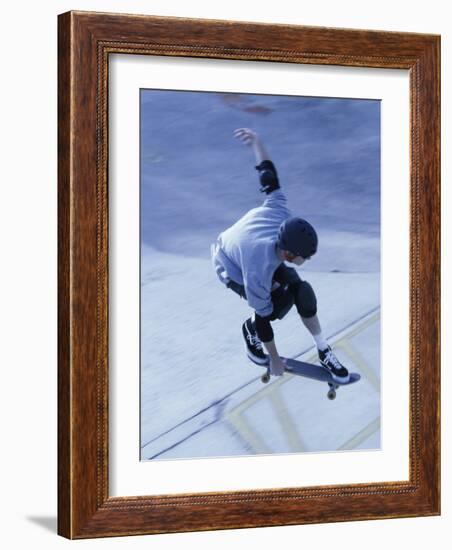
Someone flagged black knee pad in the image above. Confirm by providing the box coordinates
[291,280,317,318]
[273,293,294,320]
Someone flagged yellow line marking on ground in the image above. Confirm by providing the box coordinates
[332,311,380,343]
[338,417,380,450]
[227,410,273,454]
[225,310,380,453]
[226,376,297,454]
[335,340,380,393]
[268,390,307,452]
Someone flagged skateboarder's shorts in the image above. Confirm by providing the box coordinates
[227,264,317,319]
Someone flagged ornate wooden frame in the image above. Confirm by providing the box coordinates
[58,11,440,539]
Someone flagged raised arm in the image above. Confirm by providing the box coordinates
[234,128,280,195]
[233,127,270,163]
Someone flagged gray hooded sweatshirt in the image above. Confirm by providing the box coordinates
[212,189,291,317]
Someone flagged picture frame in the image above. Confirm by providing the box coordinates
[58,10,440,539]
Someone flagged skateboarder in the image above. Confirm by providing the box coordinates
[211,128,349,382]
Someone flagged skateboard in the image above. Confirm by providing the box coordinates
[258,357,360,400]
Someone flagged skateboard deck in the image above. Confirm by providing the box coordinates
[257,356,360,400]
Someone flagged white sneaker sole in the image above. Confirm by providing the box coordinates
[246,349,270,366]
[320,363,350,384]
[331,373,350,384]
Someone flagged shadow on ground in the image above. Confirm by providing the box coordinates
[26,516,57,534]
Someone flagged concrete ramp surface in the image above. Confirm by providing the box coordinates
[139,90,381,461]
[140,248,380,460]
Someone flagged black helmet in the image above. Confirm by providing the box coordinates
[277,217,318,258]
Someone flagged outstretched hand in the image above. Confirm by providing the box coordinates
[234,127,270,165]
[234,128,258,146]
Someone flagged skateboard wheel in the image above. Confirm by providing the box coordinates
[261,373,270,384]
[327,389,336,400]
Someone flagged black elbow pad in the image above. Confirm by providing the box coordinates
[255,160,280,195]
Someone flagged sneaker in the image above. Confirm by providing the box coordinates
[318,346,350,383]
[242,318,269,365]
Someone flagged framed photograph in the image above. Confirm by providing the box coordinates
[58,11,440,538]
